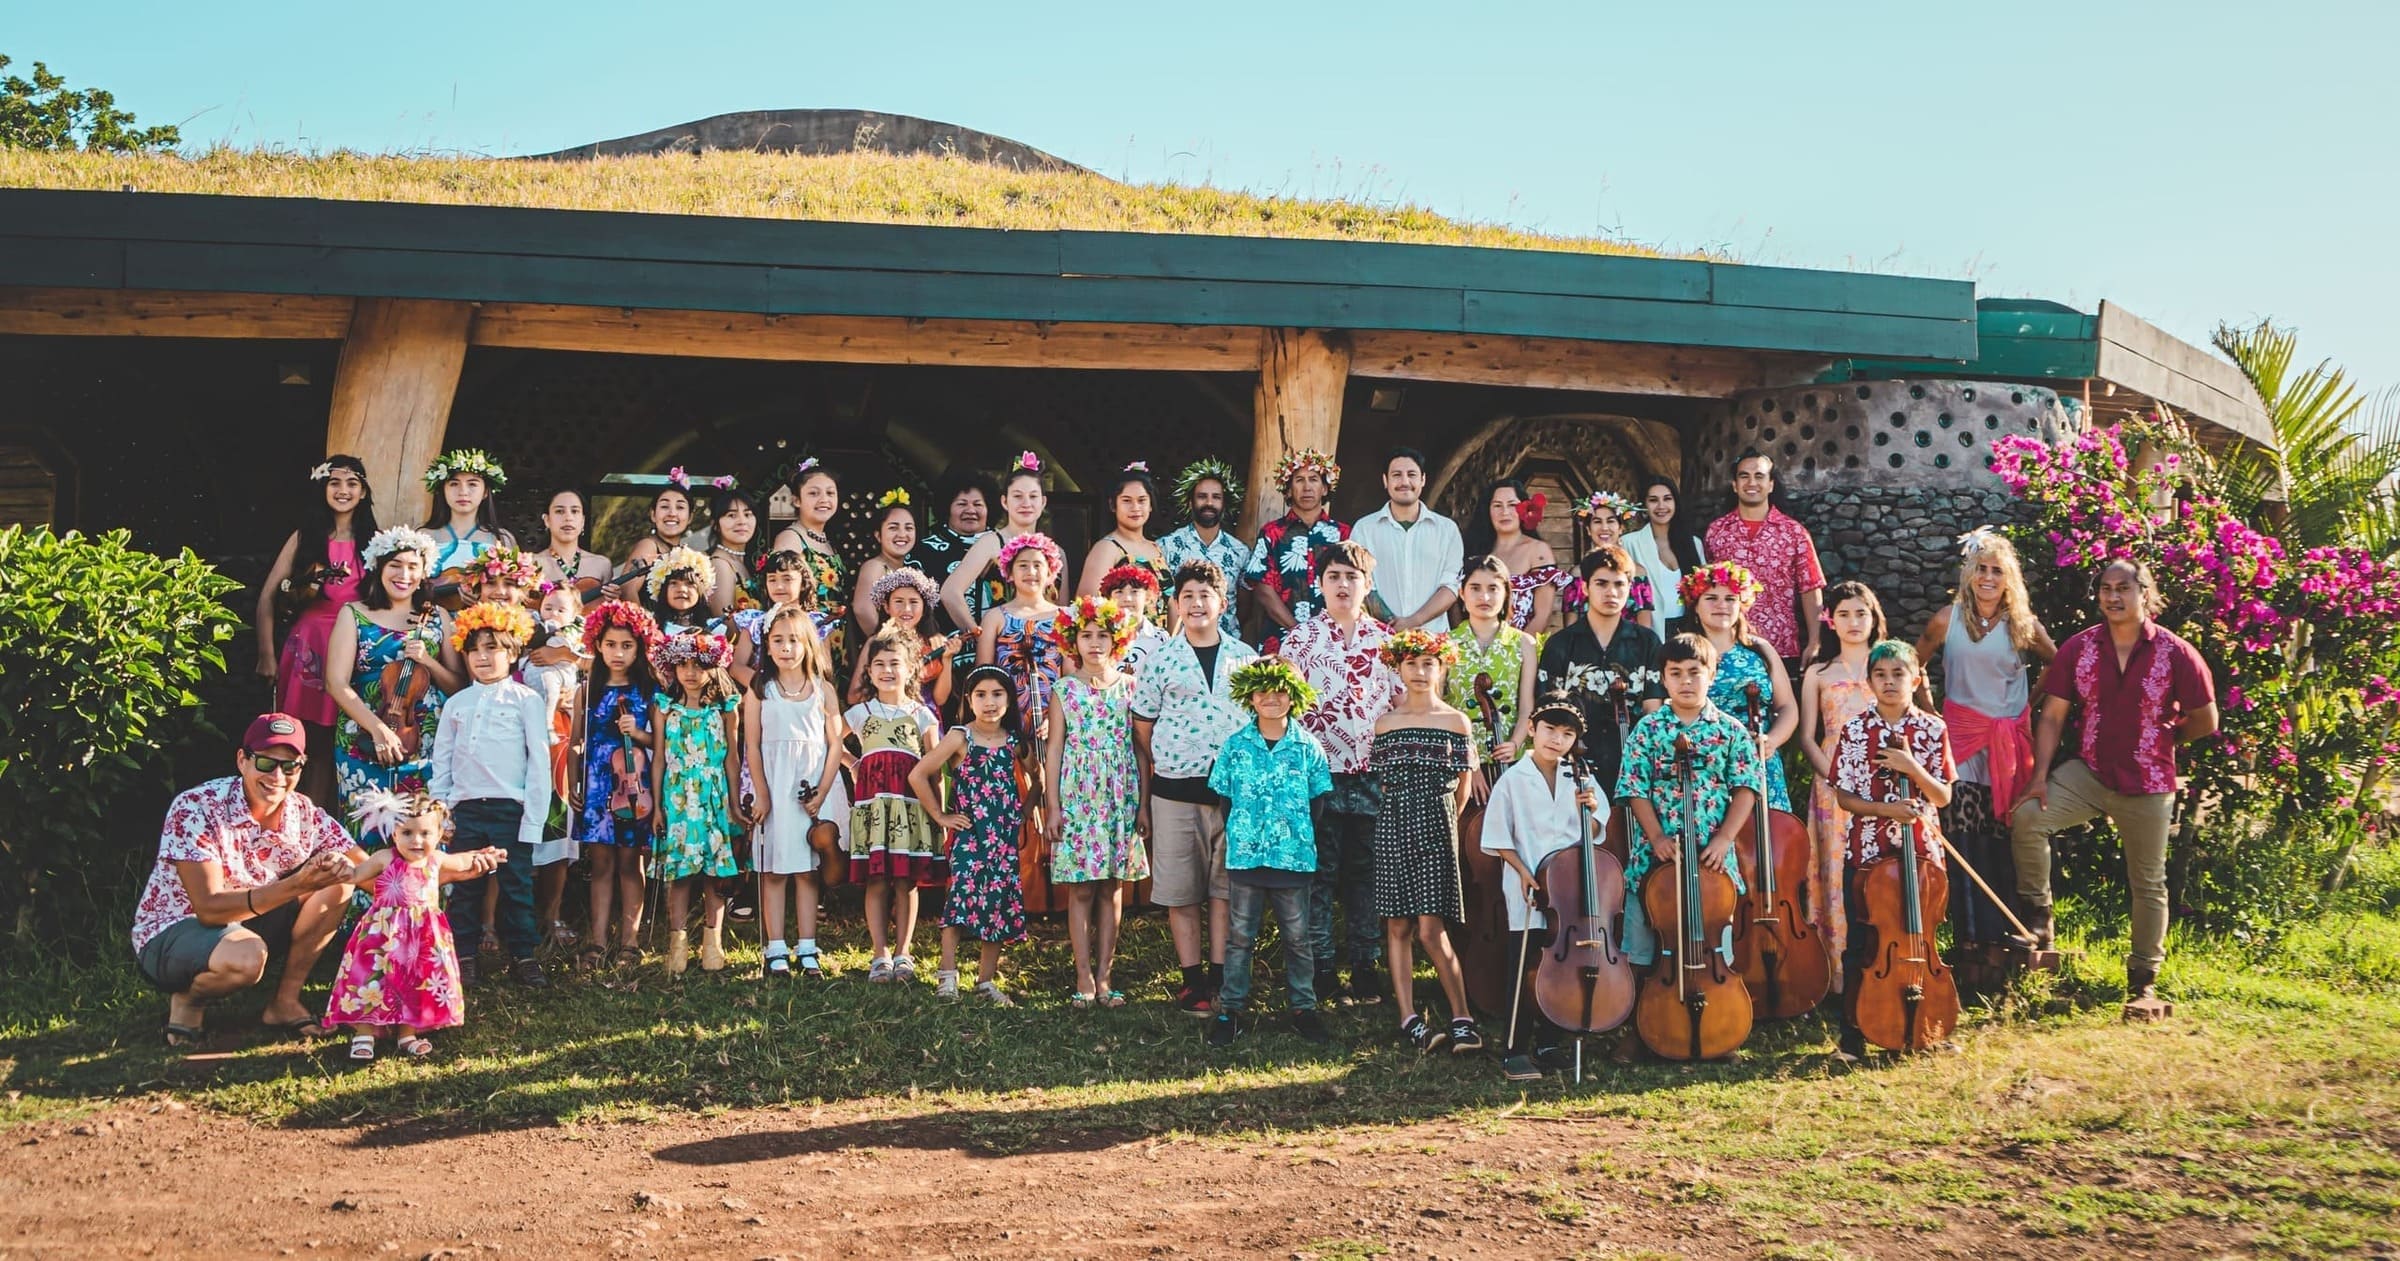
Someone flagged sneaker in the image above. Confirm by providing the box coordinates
[509,958,550,990]
[1175,983,1215,1018]
[1289,1010,1333,1044]
[1314,966,1347,1007]
[1836,1026,1868,1062]
[1402,1012,1447,1053]
[1533,1044,1577,1074]
[456,956,480,989]
[1448,1018,1485,1054]
[1500,1053,1544,1082]
[1205,1011,1242,1048]
[936,969,960,1001]
[1348,963,1387,1006]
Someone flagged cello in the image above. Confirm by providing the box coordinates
[1530,751,1636,1035]
[1849,726,1961,1053]
[1455,672,1517,1017]
[1730,681,1832,1018]
[1633,734,1754,1061]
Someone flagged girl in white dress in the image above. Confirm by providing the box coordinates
[741,604,843,978]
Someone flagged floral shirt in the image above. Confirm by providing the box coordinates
[1241,512,1350,653]
[1614,703,1766,891]
[1209,721,1334,874]
[1536,614,1665,791]
[2044,622,2214,797]
[1280,613,1397,775]
[1703,507,1826,659]
[1833,707,1954,866]
[1120,622,1173,679]
[131,777,357,952]
[1159,524,1253,641]
[1130,632,1258,780]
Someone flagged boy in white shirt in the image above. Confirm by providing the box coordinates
[430,602,555,989]
[1479,697,1608,1080]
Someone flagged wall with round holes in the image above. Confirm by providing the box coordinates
[1689,379,2076,493]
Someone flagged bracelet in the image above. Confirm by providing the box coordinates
[245,888,257,915]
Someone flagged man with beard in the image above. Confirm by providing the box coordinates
[1348,446,1463,631]
[1160,458,1252,644]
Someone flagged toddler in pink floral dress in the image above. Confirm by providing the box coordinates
[326,791,506,1062]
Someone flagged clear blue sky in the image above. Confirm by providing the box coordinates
[13,1,2397,393]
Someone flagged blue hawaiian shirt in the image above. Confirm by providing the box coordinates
[1208,720,1334,874]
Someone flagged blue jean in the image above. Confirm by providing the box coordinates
[1221,880,1317,1013]
[446,799,536,961]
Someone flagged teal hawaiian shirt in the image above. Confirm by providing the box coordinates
[1208,720,1334,874]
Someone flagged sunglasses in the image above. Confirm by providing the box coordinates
[249,754,308,776]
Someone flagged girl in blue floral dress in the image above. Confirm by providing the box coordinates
[651,628,743,976]
[910,665,1030,1005]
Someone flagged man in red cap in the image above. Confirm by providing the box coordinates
[130,713,367,1047]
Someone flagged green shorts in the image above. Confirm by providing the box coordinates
[135,899,299,993]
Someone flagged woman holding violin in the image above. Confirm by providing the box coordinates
[530,488,614,595]
[325,526,464,822]
[255,456,376,805]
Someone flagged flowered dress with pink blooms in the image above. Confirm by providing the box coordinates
[326,857,463,1031]
[1051,673,1149,883]
[942,732,1028,944]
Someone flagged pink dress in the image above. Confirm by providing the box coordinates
[276,538,365,726]
[1807,662,1875,984]
[326,858,464,1031]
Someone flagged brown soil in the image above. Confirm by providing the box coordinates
[1,1100,2260,1260]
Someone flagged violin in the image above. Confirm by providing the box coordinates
[1633,733,1754,1061]
[1455,670,1516,1017]
[1849,726,1960,1052]
[1730,681,1832,1019]
[374,606,434,761]
[1531,752,1636,1034]
[273,558,351,626]
[605,694,656,827]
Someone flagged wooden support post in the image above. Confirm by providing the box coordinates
[1243,328,1351,532]
[324,299,474,525]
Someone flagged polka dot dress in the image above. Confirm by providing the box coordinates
[1371,725,1472,919]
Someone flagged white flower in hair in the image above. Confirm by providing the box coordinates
[350,788,412,840]
[362,525,440,568]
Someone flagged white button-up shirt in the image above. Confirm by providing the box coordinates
[1349,503,1463,625]
[429,677,555,846]
[1131,631,1258,780]
[1479,755,1609,931]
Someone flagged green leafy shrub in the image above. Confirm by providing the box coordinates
[0,527,239,943]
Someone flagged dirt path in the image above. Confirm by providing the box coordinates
[0,1099,2245,1260]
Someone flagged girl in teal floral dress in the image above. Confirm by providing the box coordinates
[651,628,743,976]
[1685,560,1799,812]
[1043,595,1147,1008]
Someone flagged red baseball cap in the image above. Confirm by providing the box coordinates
[242,713,307,757]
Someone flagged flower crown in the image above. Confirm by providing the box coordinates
[1576,490,1638,521]
[422,448,506,491]
[666,466,738,492]
[351,788,444,841]
[1272,448,1341,492]
[449,600,537,654]
[1678,559,1763,607]
[646,546,714,600]
[651,628,733,674]
[470,547,541,587]
[1049,594,1140,661]
[869,567,940,614]
[1013,451,1042,474]
[1228,656,1318,714]
[995,531,1065,580]
[1098,563,1161,597]
[361,525,439,569]
[877,486,911,510]
[1122,460,1151,476]
[1378,626,1462,669]
[581,600,661,658]
[1173,457,1244,511]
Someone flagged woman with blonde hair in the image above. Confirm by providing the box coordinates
[1912,529,2056,954]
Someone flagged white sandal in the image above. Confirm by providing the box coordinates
[347,1033,376,1062]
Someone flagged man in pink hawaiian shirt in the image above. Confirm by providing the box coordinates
[2010,560,2217,1015]
[1702,450,1825,664]
[131,713,367,1047]
[1278,540,1397,1004]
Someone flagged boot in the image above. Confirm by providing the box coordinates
[700,922,727,972]
[2008,906,2055,952]
[665,932,690,976]
[2122,967,2172,1021]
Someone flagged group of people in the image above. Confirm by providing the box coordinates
[134,439,2216,1070]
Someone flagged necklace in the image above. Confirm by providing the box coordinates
[1965,601,2003,640]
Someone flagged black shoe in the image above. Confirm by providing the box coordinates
[1500,1053,1544,1082]
[1448,1018,1485,1054]
[1175,983,1215,1018]
[1532,1044,1577,1074]
[1837,1026,1868,1061]
[1348,963,1387,1006]
[456,956,479,988]
[1290,1009,1332,1044]
[1205,1011,1242,1048]
[1314,967,1348,1007]
[1402,1012,1447,1053]
[510,958,550,990]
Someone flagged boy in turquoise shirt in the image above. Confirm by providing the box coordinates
[1206,657,1335,1046]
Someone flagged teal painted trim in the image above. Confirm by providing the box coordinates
[0,189,1978,360]
[1833,298,2098,382]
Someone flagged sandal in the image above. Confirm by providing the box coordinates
[765,952,792,978]
[1099,989,1127,1009]
[347,1033,377,1062]
[611,947,643,970]
[162,1021,203,1050]
[796,948,824,977]
[1071,991,1096,1011]
[893,955,918,982]
[936,970,960,1000]
[868,957,895,984]
[395,1035,433,1059]
[576,946,606,973]
[975,980,1017,1008]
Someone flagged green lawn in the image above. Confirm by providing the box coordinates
[4,888,2396,1254]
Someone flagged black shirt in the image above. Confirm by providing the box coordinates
[1535,615,1666,792]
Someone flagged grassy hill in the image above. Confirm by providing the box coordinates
[0,147,1675,254]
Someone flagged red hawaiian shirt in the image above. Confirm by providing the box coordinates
[2043,622,2215,796]
[130,777,356,952]
[1703,507,1825,659]
[1832,708,1955,867]
[1280,613,1397,775]
[1242,512,1350,654]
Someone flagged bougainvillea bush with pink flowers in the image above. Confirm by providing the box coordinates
[1993,414,2400,930]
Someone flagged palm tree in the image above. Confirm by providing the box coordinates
[2214,319,2400,557]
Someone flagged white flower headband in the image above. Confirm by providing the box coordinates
[361,526,440,568]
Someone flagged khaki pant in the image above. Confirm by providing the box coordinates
[2008,759,2175,972]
